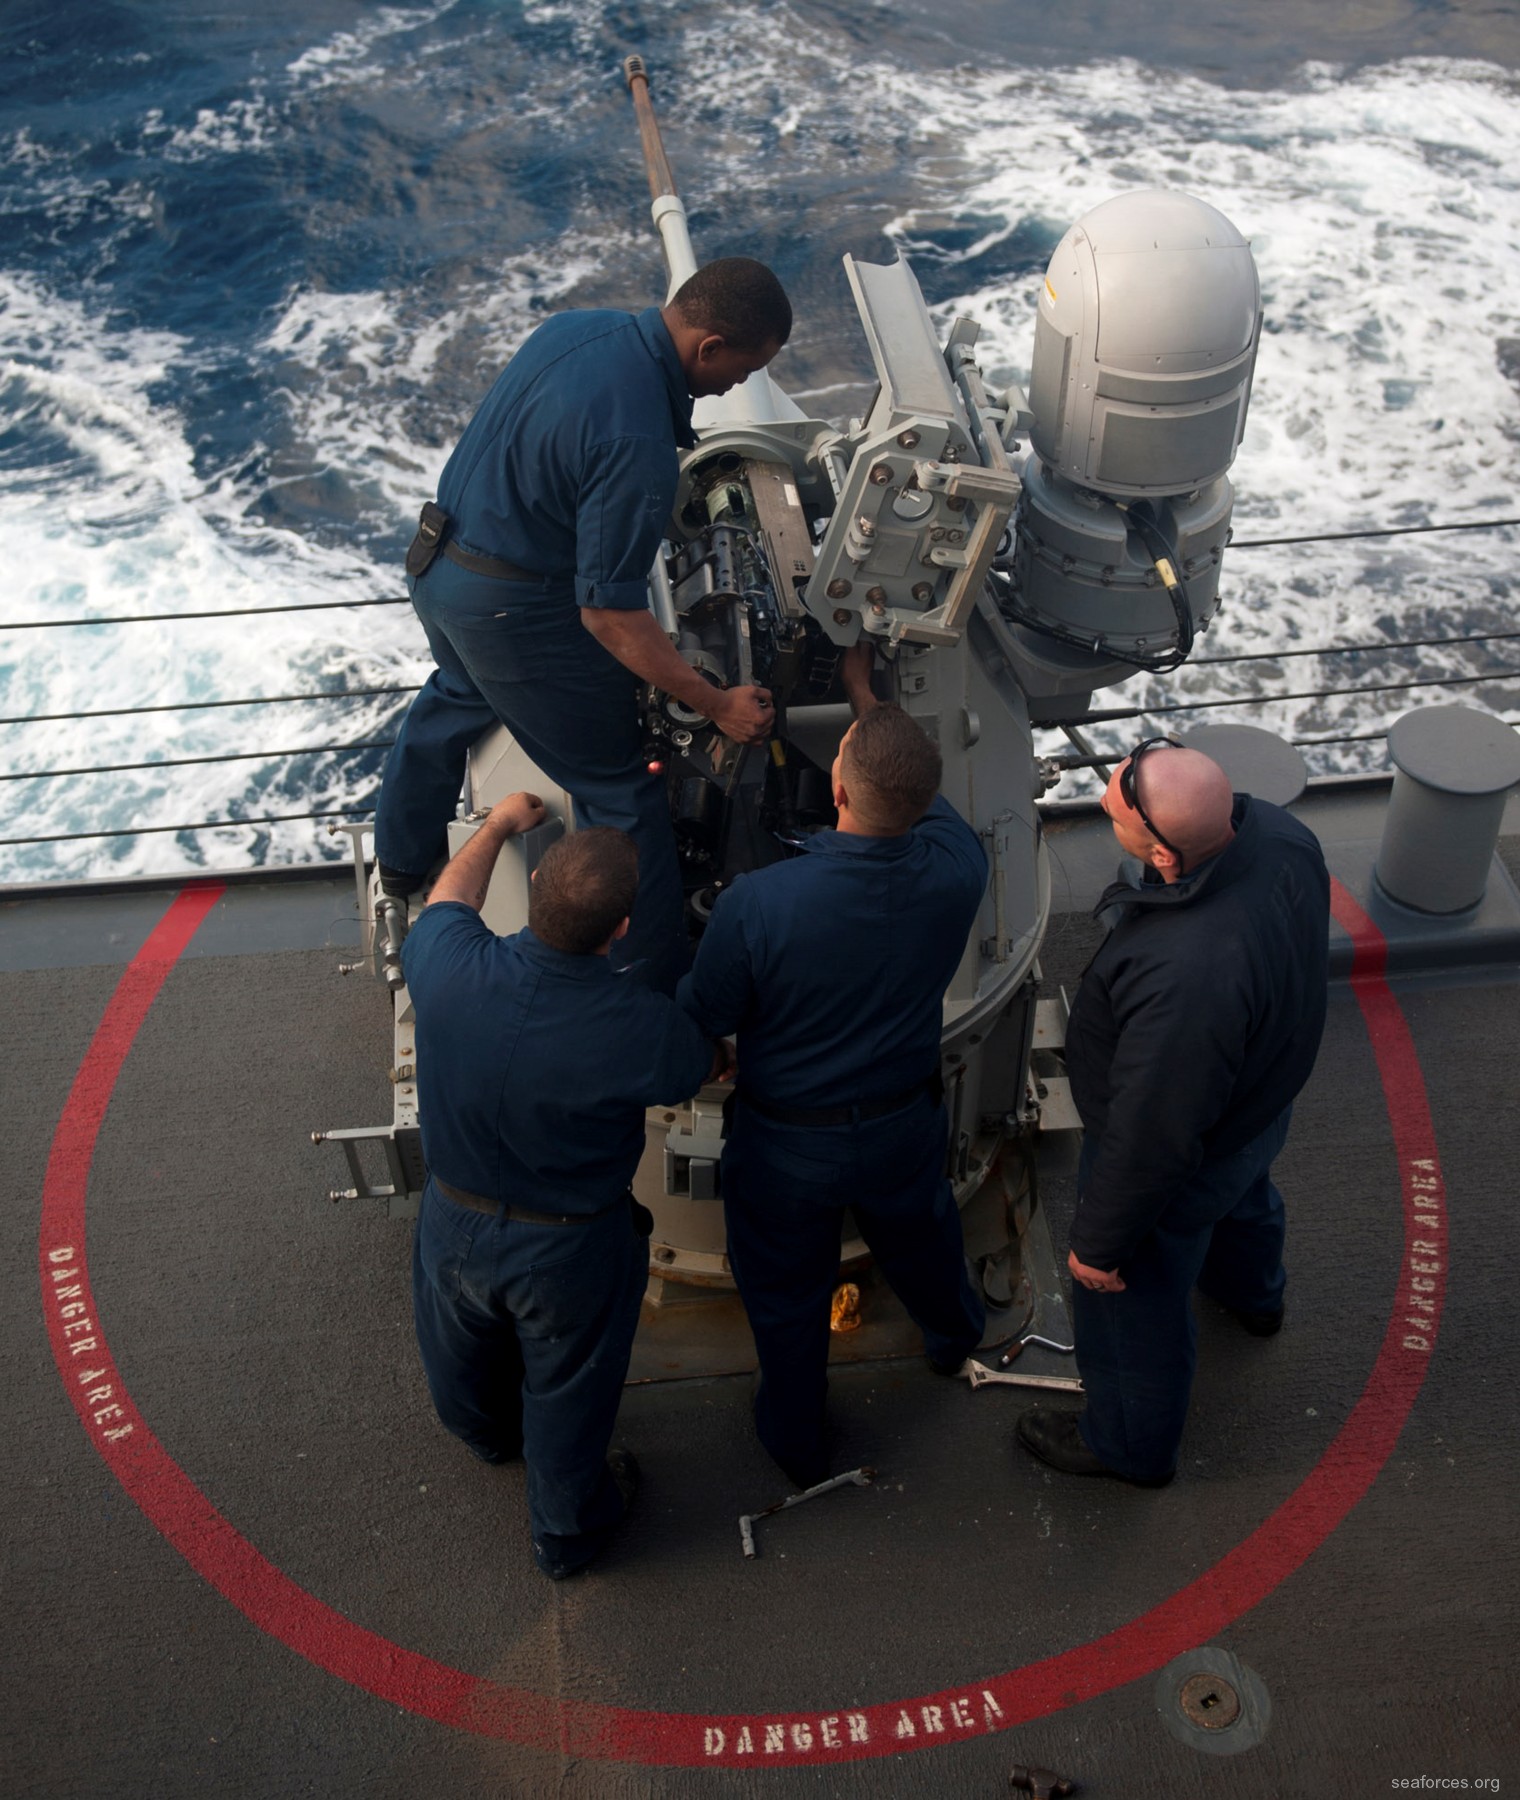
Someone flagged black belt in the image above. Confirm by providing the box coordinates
[434,1177,626,1225]
[405,500,542,585]
[440,540,541,583]
[740,1074,941,1129]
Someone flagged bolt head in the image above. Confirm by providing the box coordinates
[896,430,920,448]
[1179,1673,1242,1730]
[869,462,892,485]
[826,578,852,600]
[865,586,886,603]
[945,494,967,512]
[912,582,933,602]
[832,607,852,625]
[855,515,876,536]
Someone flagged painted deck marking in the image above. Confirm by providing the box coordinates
[39,876,1445,1767]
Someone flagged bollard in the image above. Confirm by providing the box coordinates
[1374,705,1520,914]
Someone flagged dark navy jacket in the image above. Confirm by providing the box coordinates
[1065,795,1330,1270]
[402,904,713,1215]
[438,307,697,612]
[677,796,989,1110]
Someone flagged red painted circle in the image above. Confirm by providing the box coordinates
[39,879,1446,1767]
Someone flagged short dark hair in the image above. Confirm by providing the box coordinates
[528,828,639,955]
[670,258,792,352]
[842,705,942,832]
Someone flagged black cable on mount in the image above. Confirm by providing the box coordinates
[996,499,1195,674]
[1120,498,1195,661]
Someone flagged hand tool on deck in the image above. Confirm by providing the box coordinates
[964,1358,1085,1394]
[739,1466,875,1558]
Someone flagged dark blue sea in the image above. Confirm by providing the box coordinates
[2,0,1517,880]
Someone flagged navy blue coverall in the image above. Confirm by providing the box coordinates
[403,902,712,1577]
[678,795,990,1485]
[1064,795,1330,1482]
[376,308,697,993]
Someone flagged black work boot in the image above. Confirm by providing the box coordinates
[537,1451,642,1582]
[1015,1407,1174,1487]
[377,862,425,901]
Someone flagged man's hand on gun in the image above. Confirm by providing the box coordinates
[839,639,880,715]
[710,684,774,745]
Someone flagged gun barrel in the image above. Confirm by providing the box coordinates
[623,55,678,202]
[622,54,696,295]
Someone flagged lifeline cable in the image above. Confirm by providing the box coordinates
[4,515,1516,632]
[1229,514,1520,549]
[0,685,420,728]
[4,596,412,629]
[0,804,377,847]
[9,636,1520,728]
[1074,663,1520,725]
[1189,628,1520,666]
[1,742,396,783]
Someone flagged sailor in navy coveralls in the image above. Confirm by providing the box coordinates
[678,646,988,1488]
[375,259,790,994]
[1017,741,1330,1487]
[403,799,719,1578]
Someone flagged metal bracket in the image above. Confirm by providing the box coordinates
[979,810,1017,961]
[1028,992,1083,1133]
[311,1124,424,1220]
[327,819,374,941]
[802,255,1022,651]
[663,1093,728,1199]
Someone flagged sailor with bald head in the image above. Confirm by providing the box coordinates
[1016,739,1330,1487]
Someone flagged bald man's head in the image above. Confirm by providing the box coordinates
[1101,744,1236,880]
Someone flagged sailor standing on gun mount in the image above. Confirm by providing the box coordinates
[374,258,791,993]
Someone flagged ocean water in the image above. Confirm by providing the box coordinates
[2,0,1517,881]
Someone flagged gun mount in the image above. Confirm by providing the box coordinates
[341,56,1261,1293]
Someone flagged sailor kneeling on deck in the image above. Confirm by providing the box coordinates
[402,802,724,1579]
[677,643,989,1490]
[1017,741,1330,1487]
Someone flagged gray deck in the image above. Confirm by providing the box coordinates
[3,789,1517,1798]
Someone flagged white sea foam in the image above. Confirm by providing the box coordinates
[163,97,280,160]
[0,277,420,880]
[284,5,456,90]
[2,0,1517,875]
[256,241,605,514]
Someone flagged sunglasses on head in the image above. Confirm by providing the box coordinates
[1119,736,1183,857]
